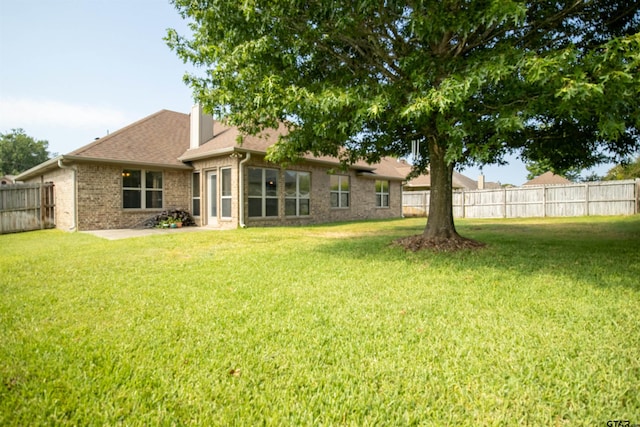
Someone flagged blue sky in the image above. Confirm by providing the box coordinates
[0,0,614,185]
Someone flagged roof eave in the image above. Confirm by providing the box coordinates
[16,155,192,181]
[15,156,64,181]
[64,155,193,170]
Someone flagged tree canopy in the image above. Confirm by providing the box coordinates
[0,129,52,176]
[604,155,640,179]
[168,0,640,248]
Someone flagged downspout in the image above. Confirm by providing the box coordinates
[57,158,78,231]
[238,152,251,228]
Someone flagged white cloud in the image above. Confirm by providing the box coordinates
[0,98,129,130]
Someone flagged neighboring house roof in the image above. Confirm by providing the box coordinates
[523,171,572,186]
[396,160,497,190]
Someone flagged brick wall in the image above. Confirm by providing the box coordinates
[74,164,191,230]
[239,155,402,227]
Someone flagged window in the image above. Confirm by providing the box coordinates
[285,171,310,216]
[192,172,201,216]
[122,169,163,209]
[330,175,349,208]
[375,180,389,208]
[248,167,279,217]
[221,168,232,218]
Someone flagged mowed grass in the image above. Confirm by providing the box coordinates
[1,216,638,426]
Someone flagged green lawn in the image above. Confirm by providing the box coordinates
[1,217,639,426]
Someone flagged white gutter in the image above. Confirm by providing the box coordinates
[57,158,78,231]
[238,152,251,228]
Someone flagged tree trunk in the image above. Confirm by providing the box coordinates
[394,139,485,251]
[423,140,460,239]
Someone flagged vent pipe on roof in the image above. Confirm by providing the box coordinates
[190,104,214,149]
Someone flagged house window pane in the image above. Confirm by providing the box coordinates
[284,171,296,197]
[299,199,310,215]
[299,173,310,196]
[330,175,340,191]
[265,198,278,216]
[248,199,262,217]
[123,189,141,208]
[222,199,232,218]
[248,168,262,197]
[123,170,141,188]
[221,168,232,218]
[340,193,349,207]
[146,171,162,189]
[265,169,278,197]
[221,168,232,196]
[146,190,163,209]
[285,199,296,216]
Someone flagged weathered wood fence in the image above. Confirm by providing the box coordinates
[403,179,640,218]
[0,183,55,234]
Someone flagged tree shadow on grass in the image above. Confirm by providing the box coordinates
[313,218,640,292]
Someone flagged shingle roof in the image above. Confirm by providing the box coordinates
[26,108,402,180]
[68,110,190,168]
[523,171,572,186]
[181,120,406,180]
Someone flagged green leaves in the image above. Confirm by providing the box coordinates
[0,129,53,176]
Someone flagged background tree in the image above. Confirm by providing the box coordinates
[603,155,640,179]
[525,159,581,181]
[0,129,52,176]
[168,0,640,249]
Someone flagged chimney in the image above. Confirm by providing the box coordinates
[190,104,214,149]
[478,174,485,190]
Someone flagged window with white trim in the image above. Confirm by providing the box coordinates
[330,175,349,208]
[221,168,232,218]
[192,172,201,216]
[375,180,389,208]
[122,169,163,209]
[285,171,310,216]
[248,167,279,217]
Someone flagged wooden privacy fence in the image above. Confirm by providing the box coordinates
[403,179,640,219]
[0,183,55,234]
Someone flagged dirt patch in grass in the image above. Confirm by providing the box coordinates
[393,234,487,252]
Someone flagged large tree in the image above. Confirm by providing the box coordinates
[0,129,52,176]
[167,0,640,248]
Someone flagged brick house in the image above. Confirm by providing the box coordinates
[16,106,406,231]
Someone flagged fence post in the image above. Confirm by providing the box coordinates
[585,183,590,216]
[633,178,640,214]
[503,187,507,218]
[543,186,547,217]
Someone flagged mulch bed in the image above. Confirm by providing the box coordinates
[393,234,487,252]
